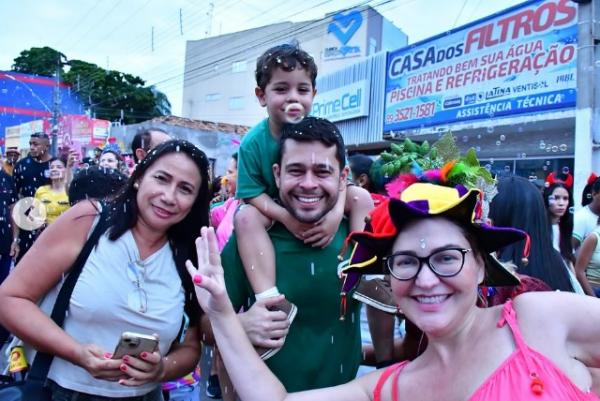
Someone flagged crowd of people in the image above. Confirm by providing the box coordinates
[0,43,598,401]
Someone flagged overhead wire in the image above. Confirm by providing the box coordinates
[132,0,306,82]
[152,0,395,92]
[149,0,373,88]
[452,0,470,28]
[62,0,126,54]
[67,0,231,95]
[96,0,155,44]
[90,0,400,114]
[72,0,404,116]
[53,2,104,49]
[80,0,345,109]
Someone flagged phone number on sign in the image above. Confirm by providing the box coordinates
[385,102,436,123]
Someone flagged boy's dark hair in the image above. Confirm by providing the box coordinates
[68,165,128,205]
[255,44,317,91]
[278,117,345,170]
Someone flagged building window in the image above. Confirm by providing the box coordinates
[228,96,245,110]
[231,60,247,73]
[205,93,221,102]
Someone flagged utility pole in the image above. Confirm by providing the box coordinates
[51,56,61,157]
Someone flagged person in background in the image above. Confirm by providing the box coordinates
[92,146,103,165]
[0,166,17,345]
[211,153,239,251]
[348,153,397,368]
[542,172,583,294]
[99,146,130,177]
[543,173,575,261]
[186,183,600,401]
[582,173,598,208]
[131,128,171,164]
[205,152,239,399]
[11,132,52,263]
[490,176,575,292]
[34,156,71,227]
[209,176,225,208]
[574,227,600,297]
[573,176,600,251]
[98,149,121,170]
[0,139,210,399]
[3,147,20,176]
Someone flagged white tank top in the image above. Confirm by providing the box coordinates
[47,229,185,397]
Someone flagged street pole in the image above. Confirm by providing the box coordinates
[574,0,595,209]
[51,56,61,157]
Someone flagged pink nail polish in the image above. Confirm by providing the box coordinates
[193,274,202,285]
[104,352,112,359]
[120,364,127,372]
[122,355,129,363]
[140,352,148,359]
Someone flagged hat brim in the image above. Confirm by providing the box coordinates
[344,192,523,287]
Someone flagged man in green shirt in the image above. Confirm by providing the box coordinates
[221,118,364,391]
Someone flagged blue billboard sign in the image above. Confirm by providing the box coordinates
[383,0,578,132]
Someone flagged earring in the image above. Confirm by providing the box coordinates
[133,182,139,190]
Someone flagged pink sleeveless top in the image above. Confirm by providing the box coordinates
[374,301,599,401]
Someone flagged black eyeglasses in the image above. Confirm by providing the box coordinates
[383,248,472,281]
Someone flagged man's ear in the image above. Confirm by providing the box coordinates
[135,148,146,163]
[339,166,349,191]
[255,86,267,107]
[273,163,281,189]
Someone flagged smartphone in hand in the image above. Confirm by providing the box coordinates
[112,332,158,359]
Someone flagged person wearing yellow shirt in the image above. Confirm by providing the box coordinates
[34,156,70,225]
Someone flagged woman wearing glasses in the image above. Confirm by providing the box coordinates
[0,140,210,400]
[186,182,600,401]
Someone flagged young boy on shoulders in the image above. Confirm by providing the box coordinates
[234,44,373,358]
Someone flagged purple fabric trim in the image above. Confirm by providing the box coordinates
[342,271,362,293]
[455,184,468,196]
[405,199,429,213]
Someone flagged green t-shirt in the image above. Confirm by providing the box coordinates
[236,118,280,200]
[222,221,362,391]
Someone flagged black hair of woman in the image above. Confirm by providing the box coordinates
[490,176,574,292]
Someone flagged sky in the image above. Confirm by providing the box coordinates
[0,0,523,116]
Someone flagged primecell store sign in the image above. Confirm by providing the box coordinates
[383,0,577,132]
[312,80,370,122]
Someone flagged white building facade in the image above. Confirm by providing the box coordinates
[181,6,407,127]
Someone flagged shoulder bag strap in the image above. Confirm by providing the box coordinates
[28,204,110,380]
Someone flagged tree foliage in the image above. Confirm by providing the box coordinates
[12,47,67,77]
[10,47,170,123]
